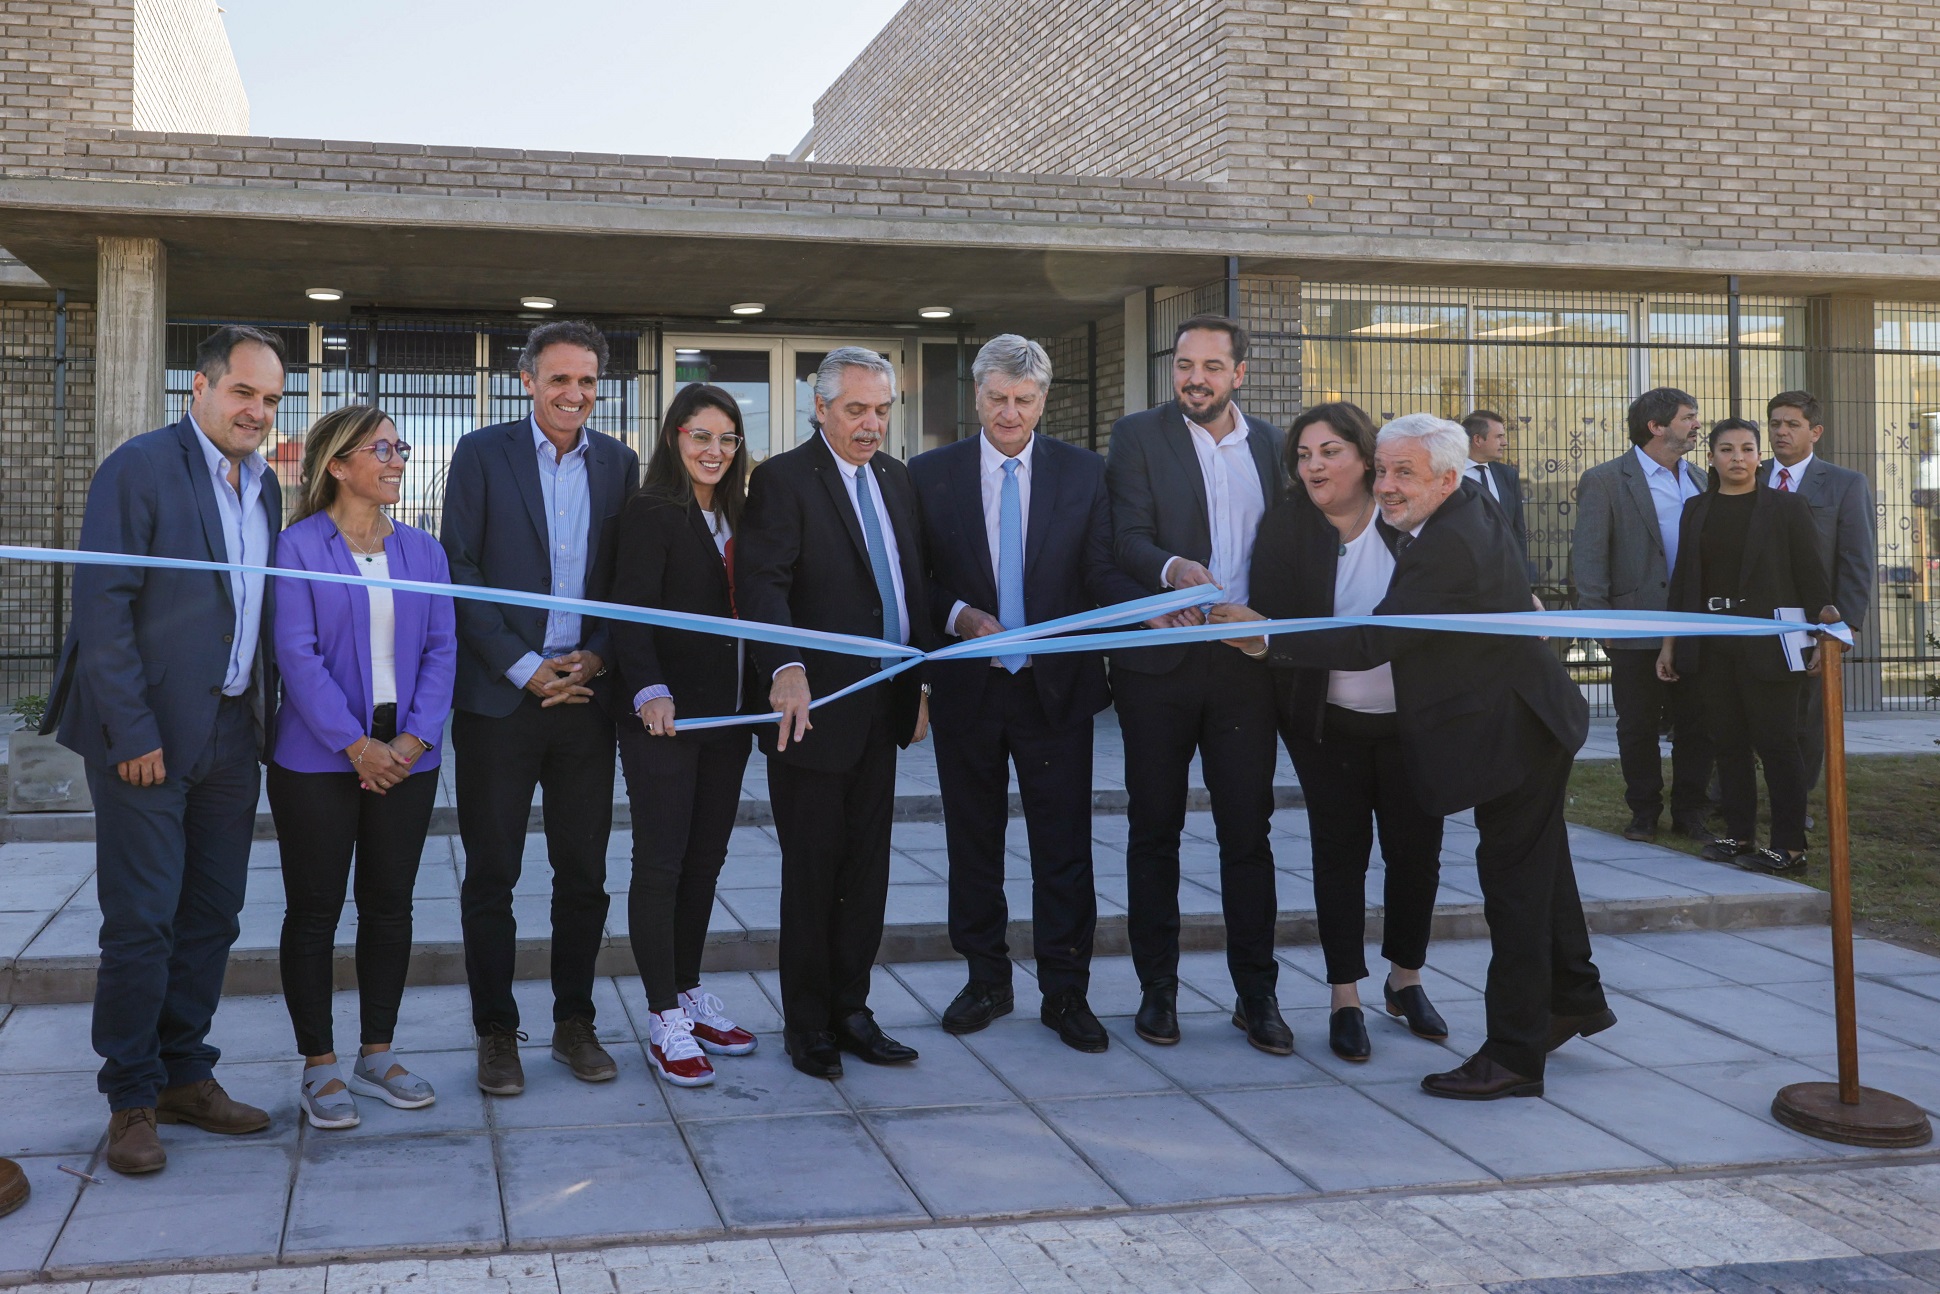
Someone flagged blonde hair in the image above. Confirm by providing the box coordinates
[288,404,395,525]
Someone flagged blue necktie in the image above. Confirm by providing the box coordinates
[854,464,901,664]
[997,458,1026,673]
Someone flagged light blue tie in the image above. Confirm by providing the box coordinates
[854,464,901,664]
[997,458,1027,673]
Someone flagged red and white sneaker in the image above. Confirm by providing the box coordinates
[647,1008,715,1087]
[680,988,759,1056]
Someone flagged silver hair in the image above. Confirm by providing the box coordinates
[813,346,898,406]
[971,334,1053,394]
[1376,413,1470,477]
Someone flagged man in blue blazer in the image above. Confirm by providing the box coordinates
[910,336,1149,1053]
[1461,410,1532,571]
[45,325,287,1174]
[440,320,639,1099]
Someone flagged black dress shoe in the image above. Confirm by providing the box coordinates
[783,1030,843,1080]
[832,1012,918,1065]
[1040,987,1109,1053]
[1328,1007,1370,1061]
[1701,837,1754,862]
[1422,1052,1543,1100]
[1741,847,1806,875]
[1383,979,1449,1040]
[941,981,1013,1035]
[1232,994,1295,1056]
[1135,984,1179,1046]
[1621,813,1657,842]
[1546,1005,1618,1053]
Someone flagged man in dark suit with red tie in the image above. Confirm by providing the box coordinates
[909,335,1150,1053]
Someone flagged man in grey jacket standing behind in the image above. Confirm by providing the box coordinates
[1572,388,1713,844]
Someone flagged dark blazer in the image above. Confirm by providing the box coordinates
[1474,460,1530,563]
[1246,487,1350,745]
[1105,401,1288,675]
[439,417,639,718]
[1264,481,1588,817]
[1764,456,1874,634]
[46,416,282,767]
[1666,485,1836,681]
[910,433,1148,732]
[736,432,939,772]
[607,491,751,733]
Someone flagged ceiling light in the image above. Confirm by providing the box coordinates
[305,287,343,302]
[675,349,702,357]
[520,295,556,310]
[918,305,954,320]
[729,302,766,316]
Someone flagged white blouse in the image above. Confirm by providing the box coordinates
[1325,522,1397,714]
[359,548,398,709]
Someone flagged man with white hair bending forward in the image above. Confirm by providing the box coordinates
[1214,413,1613,1099]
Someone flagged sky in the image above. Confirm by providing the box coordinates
[220,0,908,160]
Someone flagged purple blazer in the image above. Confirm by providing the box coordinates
[271,510,457,773]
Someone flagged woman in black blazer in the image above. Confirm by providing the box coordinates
[1656,417,1838,875]
[611,383,758,1088]
[1216,403,1447,1063]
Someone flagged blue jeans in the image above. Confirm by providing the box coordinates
[88,697,261,1110]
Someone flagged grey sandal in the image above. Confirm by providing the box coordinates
[347,1050,436,1109]
[300,1063,360,1129]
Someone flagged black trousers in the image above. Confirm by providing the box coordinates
[1609,647,1714,822]
[1798,671,1826,795]
[934,670,1097,997]
[1283,707,1444,986]
[88,696,260,1111]
[617,725,752,1012]
[1112,644,1280,998]
[1702,640,1810,853]
[1473,706,1607,1080]
[767,703,897,1036]
[454,695,615,1033]
[269,755,438,1058]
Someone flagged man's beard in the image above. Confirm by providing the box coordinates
[1181,388,1232,423]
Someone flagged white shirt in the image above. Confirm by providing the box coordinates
[1769,452,1815,492]
[947,432,1034,665]
[1633,444,1701,574]
[506,415,593,690]
[360,548,398,709]
[1163,407,1267,607]
[1327,521,1398,714]
[1467,459,1500,502]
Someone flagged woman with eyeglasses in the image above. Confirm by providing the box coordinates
[269,404,456,1129]
[609,384,759,1087]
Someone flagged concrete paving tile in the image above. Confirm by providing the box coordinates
[1204,1084,1497,1193]
[1360,1081,1664,1178]
[716,887,780,932]
[1542,1067,1832,1168]
[1033,1091,1310,1206]
[1477,1269,1710,1291]
[494,1042,670,1129]
[1742,929,1940,978]
[1878,973,1940,1004]
[879,882,949,925]
[355,983,480,1055]
[682,1111,926,1229]
[0,1155,82,1282]
[0,1003,103,1074]
[18,905,100,959]
[1571,862,1705,902]
[1058,952,1224,1019]
[204,994,311,1064]
[1556,1176,1865,1270]
[887,852,943,884]
[319,1048,486,1140]
[1621,931,1824,984]
[1282,1004,1468,1085]
[0,909,52,960]
[1180,1201,1507,1291]
[1425,937,1504,992]
[614,970,783,1037]
[1583,995,1772,1068]
[0,871,90,910]
[714,853,782,889]
[1595,936,1736,991]
[1682,1255,1934,1293]
[958,1016,1175,1100]
[1816,1050,1940,1122]
[831,1026,1015,1109]
[885,959,1005,1018]
[284,1131,502,1257]
[1654,1057,1856,1130]
[866,1103,1122,1219]
[1783,978,1940,1050]
[0,1070,110,1157]
[1599,852,1812,897]
[499,1123,720,1244]
[48,1141,294,1273]
[657,1035,848,1122]
[750,965,934,1031]
[509,977,631,1041]
[154,1059,301,1149]
[1107,1011,1334,1092]
[1637,985,1902,1057]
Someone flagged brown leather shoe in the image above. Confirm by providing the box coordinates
[0,1156,28,1217]
[1421,1052,1544,1101]
[106,1108,167,1175]
[156,1078,270,1134]
[551,1017,618,1082]
[476,1027,527,1095]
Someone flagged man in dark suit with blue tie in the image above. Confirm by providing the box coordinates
[441,320,639,1099]
[46,325,287,1174]
[910,336,1150,1052]
[1461,410,1531,568]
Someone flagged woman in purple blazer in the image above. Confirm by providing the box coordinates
[270,404,456,1131]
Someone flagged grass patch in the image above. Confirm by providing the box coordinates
[1564,754,1940,953]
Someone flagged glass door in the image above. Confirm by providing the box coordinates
[661,336,782,459]
[783,339,908,458]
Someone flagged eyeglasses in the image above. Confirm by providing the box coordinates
[337,439,413,463]
[681,429,742,452]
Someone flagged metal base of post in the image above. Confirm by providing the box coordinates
[1773,1082,1933,1149]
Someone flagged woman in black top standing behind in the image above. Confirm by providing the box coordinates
[1216,402,1447,1062]
[611,383,759,1088]
[1656,417,1839,876]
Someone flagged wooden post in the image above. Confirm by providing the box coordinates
[1771,637,1932,1146]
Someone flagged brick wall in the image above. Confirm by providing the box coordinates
[132,0,248,135]
[0,2,134,168]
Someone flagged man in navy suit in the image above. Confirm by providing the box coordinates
[910,336,1149,1053]
[1461,409,1531,569]
[441,320,639,1098]
[46,325,287,1174]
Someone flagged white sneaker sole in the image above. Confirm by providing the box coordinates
[346,1072,437,1110]
[650,1061,716,1087]
[695,1035,758,1057]
[301,1100,360,1130]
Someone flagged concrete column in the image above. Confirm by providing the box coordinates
[1122,290,1148,416]
[95,235,167,461]
[1803,294,1884,704]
